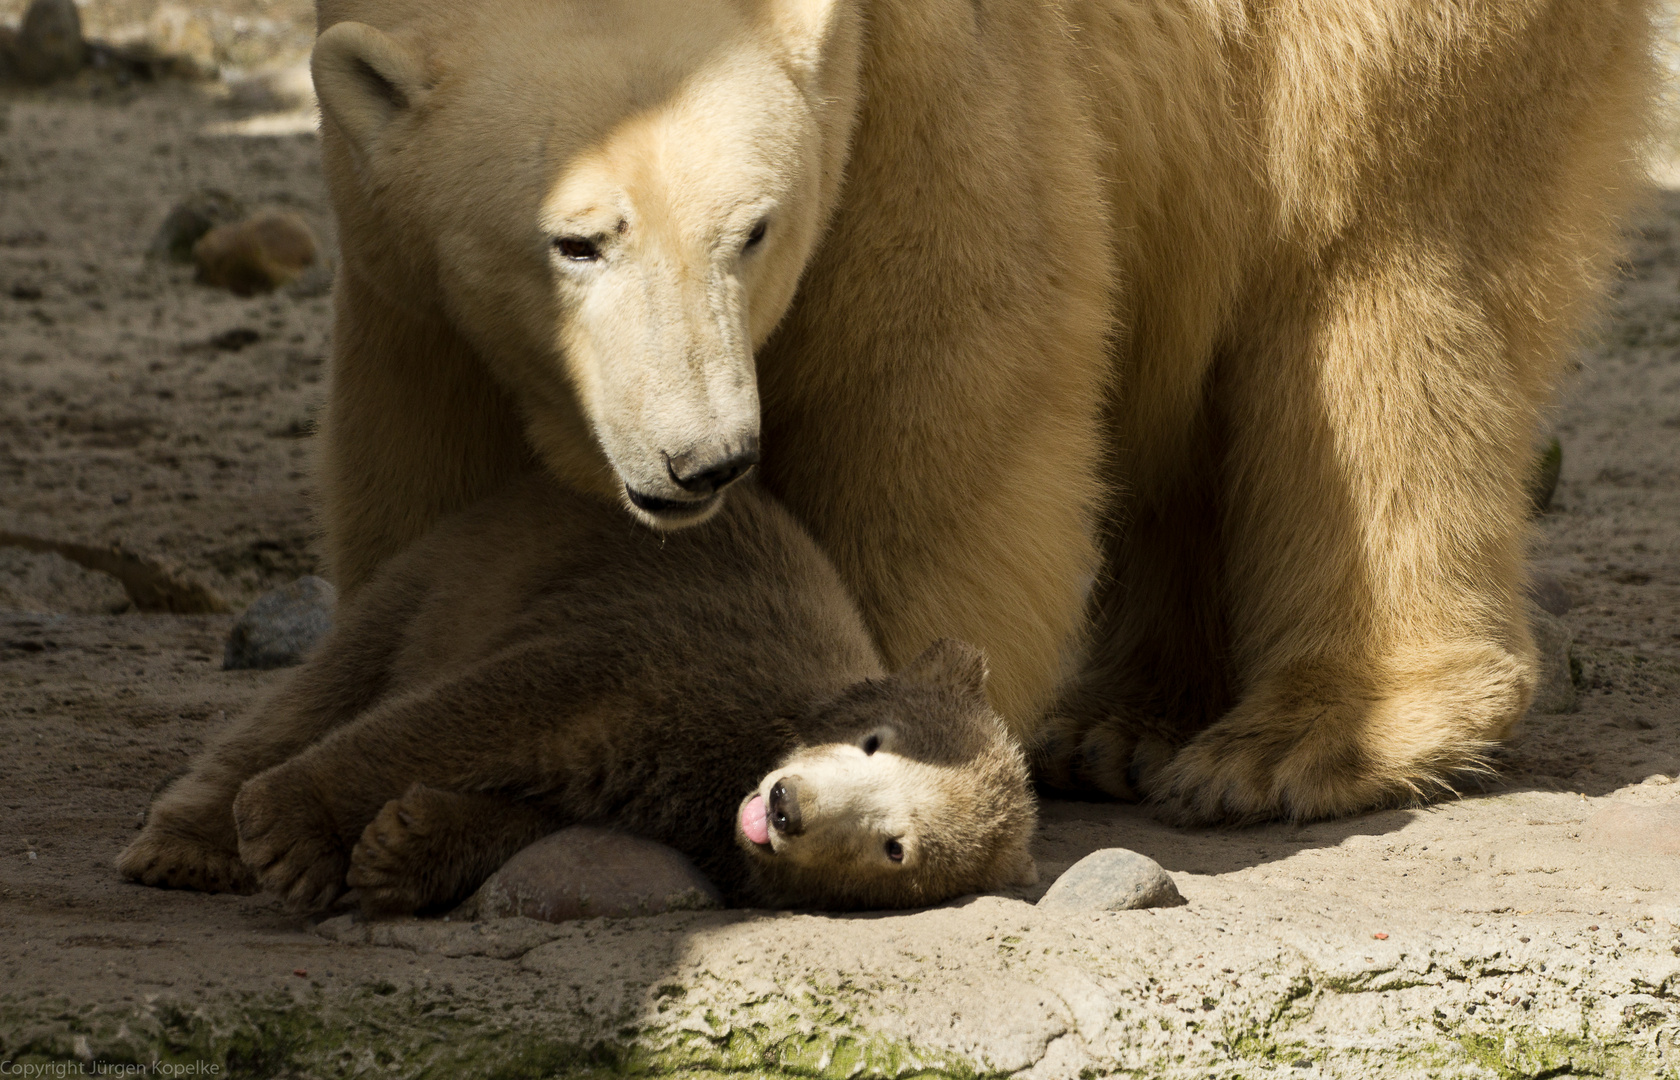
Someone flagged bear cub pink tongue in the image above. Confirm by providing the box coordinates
[740,794,771,846]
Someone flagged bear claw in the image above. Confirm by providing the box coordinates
[117,830,257,894]
[346,790,442,915]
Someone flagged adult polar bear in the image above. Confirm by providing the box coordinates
[311,0,1649,823]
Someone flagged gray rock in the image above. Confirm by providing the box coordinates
[471,827,722,922]
[1527,601,1576,714]
[14,0,83,84]
[1525,571,1572,617]
[1038,847,1185,912]
[148,190,245,264]
[223,576,335,670]
[284,260,335,300]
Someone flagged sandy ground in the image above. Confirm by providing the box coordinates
[2,7,1680,1078]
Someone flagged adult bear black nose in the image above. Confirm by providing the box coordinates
[768,777,803,836]
[666,437,760,495]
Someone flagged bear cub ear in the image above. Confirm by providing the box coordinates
[312,22,429,158]
[902,638,989,702]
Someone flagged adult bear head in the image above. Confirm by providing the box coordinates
[312,0,863,527]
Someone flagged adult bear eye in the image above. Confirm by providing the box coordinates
[861,734,881,755]
[885,839,903,862]
[743,219,767,251]
[554,236,600,262]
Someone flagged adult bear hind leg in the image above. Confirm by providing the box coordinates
[1140,249,1542,825]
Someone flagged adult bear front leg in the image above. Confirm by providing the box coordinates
[1140,244,1546,825]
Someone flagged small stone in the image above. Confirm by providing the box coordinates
[284,260,335,300]
[14,0,84,85]
[1527,602,1576,714]
[223,576,335,670]
[193,210,319,296]
[1038,848,1184,912]
[472,827,723,922]
[1525,572,1572,617]
[148,190,245,264]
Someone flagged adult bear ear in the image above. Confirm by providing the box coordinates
[901,638,990,703]
[312,22,429,162]
[764,0,850,90]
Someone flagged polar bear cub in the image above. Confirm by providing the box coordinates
[119,475,1036,913]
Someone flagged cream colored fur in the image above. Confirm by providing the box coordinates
[311,0,1653,822]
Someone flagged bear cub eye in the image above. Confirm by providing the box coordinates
[861,733,881,755]
[554,236,601,262]
[743,219,768,251]
[885,839,904,862]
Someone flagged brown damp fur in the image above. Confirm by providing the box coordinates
[118,476,1037,913]
[310,0,1654,823]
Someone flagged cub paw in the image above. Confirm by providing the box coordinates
[232,767,347,912]
[117,827,256,895]
[347,785,459,916]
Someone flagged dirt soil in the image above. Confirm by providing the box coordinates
[2,6,1679,1078]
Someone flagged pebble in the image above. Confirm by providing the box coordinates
[13,0,84,85]
[193,210,320,296]
[223,576,335,670]
[473,827,722,922]
[1527,602,1576,714]
[148,190,245,264]
[284,261,335,300]
[1038,848,1185,912]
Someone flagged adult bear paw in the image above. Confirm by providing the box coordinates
[232,766,348,912]
[1144,689,1502,826]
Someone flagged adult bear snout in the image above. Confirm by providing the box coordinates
[768,777,803,837]
[666,437,760,495]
